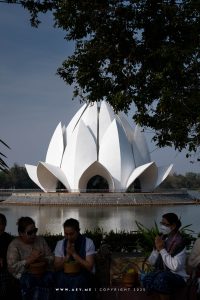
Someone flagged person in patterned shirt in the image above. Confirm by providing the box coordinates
[7,216,55,300]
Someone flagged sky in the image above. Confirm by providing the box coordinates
[0,3,199,175]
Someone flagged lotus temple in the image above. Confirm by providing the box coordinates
[25,101,173,193]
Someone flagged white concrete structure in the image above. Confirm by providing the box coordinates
[25,101,173,192]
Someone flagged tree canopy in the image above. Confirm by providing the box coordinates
[4,0,200,155]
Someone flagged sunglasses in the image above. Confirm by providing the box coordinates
[25,228,38,236]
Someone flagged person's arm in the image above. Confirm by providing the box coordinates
[54,248,95,272]
[67,239,95,272]
[72,252,94,272]
[147,249,159,266]
[54,240,65,271]
[54,256,65,271]
[155,234,186,271]
[159,248,186,271]
[188,238,200,269]
[7,238,49,278]
[7,242,27,279]
[147,234,162,266]
[40,237,54,266]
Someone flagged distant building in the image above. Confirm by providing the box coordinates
[25,101,173,192]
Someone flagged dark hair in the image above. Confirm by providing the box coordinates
[162,213,182,230]
[17,217,35,233]
[63,218,80,232]
[0,213,7,226]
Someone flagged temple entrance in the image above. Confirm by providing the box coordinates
[127,178,141,192]
[133,178,141,192]
[86,175,109,192]
[56,181,67,192]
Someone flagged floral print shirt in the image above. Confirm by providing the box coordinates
[7,236,54,279]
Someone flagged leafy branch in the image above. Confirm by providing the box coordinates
[0,139,10,173]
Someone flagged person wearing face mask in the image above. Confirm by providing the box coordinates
[142,213,189,300]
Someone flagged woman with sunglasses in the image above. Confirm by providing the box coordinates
[7,216,54,300]
[142,212,189,300]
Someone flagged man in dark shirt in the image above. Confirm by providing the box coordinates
[0,213,12,299]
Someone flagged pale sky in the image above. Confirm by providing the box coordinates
[0,3,199,175]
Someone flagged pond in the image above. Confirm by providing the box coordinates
[1,204,200,236]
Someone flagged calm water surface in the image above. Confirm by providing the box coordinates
[1,204,200,236]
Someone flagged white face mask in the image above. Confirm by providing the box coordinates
[160,225,172,235]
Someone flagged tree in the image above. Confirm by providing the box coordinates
[158,172,200,189]
[0,164,38,188]
[4,0,200,156]
[0,139,10,172]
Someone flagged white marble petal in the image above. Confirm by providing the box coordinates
[99,100,115,144]
[118,112,135,145]
[132,125,151,167]
[99,119,134,190]
[155,164,173,188]
[66,103,87,142]
[25,164,44,191]
[136,162,157,192]
[45,122,64,167]
[39,162,71,191]
[126,162,154,190]
[37,162,58,192]
[62,125,67,148]
[61,120,97,191]
[81,102,98,142]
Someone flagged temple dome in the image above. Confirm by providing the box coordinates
[25,101,173,192]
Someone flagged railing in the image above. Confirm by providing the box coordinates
[0,188,192,194]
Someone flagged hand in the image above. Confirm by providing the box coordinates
[28,249,44,264]
[66,242,76,257]
[155,235,165,251]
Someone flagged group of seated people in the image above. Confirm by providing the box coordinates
[0,214,95,300]
[0,212,200,300]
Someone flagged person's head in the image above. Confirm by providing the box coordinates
[63,218,80,242]
[160,213,181,235]
[0,213,7,234]
[17,216,38,244]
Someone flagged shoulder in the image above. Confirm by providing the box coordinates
[54,238,65,256]
[34,236,50,248]
[176,231,187,246]
[85,237,96,253]
[167,231,186,255]
[56,238,65,246]
[57,239,65,245]
[2,232,12,242]
[36,235,47,243]
[4,232,12,238]
[85,237,94,245]
[7,237,21,250]
[190,238,200,251]
[193,238,200,247]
